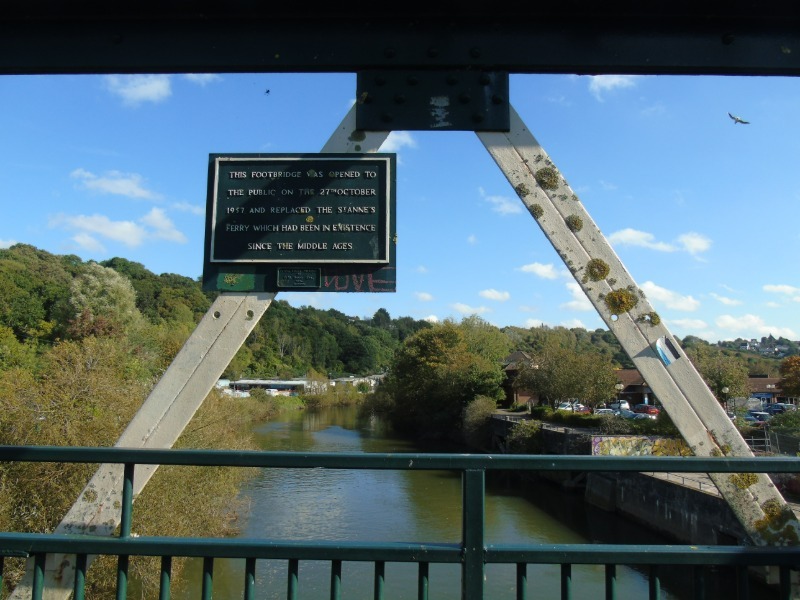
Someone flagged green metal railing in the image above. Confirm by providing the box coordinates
[1,447,799,599]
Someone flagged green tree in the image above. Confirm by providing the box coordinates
[459,315,513,363]
[66,262,143,338]
[686,345,749,404]
[778,356,800,398]
[0,325,38,372]
[768,409,800,432]
[381,320,505,439]
[462,395,497,449]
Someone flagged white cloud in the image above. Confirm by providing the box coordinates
[561,318,587,329]
[608,228,711,258]
[677,232,712,255]
[479,289,510,302]
[587,75,639,101]
[764,284,800,294]
[171,201,205,216]
[640,103,667,118]
[49,213,147,247]
[561,281,593,312]
[479,187,522,215]
[140,208,187,243]
[415,265,428,274]
[71,232,106,253]
[668,318,717,342]
[0,239,16,249]
[71,168,162,201]
[183,74,222,86]
[518,262,562,279]
[710,293,742,306]
[525,318,545,328]
[451,303,490,315]
[415,292,433,302]
[670,318,709,330]
[608,228,675,252]
[49,209,187,248]
[467,234,477,245]
[599,180,618,191]
[379,131,417,153]
[715,314,797,339]
[104,74,172,106]
[764,284,800,301]
[423,315,439,323]
[640,281,700,311]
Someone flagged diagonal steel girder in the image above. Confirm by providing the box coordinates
[478,105,800,547]
[8,106,391,599]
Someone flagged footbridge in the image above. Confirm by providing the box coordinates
[3,2,800,599]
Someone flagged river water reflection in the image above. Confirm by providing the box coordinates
[176,406,771,599]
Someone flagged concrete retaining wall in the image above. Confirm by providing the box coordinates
[585,472,748,545]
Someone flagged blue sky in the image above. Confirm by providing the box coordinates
[1,72,798,343]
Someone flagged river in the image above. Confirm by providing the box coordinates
[175,405,772,599]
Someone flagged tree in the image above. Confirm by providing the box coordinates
[779,356,800,398]
[66,262,143,338]
[513,340,617,409]
[370,308,392,329]
[381,321,505,439]
[686,345,749,404]
[463,395,498,449]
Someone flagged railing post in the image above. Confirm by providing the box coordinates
[462,469,485,600]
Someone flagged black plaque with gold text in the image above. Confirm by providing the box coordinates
[203,154,396,293]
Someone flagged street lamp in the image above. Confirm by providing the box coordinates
[615,383,624,404]
[721,386,730,412]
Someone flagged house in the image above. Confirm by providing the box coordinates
[613,368,655,407]
[501,351,538,407]
[748,376,782,404]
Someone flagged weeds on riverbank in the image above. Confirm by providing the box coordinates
[301,383,366,409]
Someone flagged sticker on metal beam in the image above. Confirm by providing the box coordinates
[655,336,681,366]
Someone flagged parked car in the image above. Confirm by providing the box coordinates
[608,400,630,411]
[633,403,660,416]
[594,408,615,416]
[744,411,771,427]
[572,404,591,414]
[764,403,796,415]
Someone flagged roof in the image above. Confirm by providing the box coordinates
[2,1,799,76]
[749,377,782,394]
[615,369,647,388]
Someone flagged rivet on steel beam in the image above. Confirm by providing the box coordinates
[427,47,440,58]
[470,47,481,59]
[459,92,471,104]
[394,94,406,104]
[492,94,504,105]
[381,113,393,123]
[407,75,419,86]
[479,73,492,85]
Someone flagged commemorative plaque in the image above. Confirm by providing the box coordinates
[203,154,396,293]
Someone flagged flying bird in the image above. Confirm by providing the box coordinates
[728,112,750,124]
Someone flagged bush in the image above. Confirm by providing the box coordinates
[597,414,634,434]
[506,420,542,454]
[463,395,497,450]
[769,410,800,432]
[530,405,553,420]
